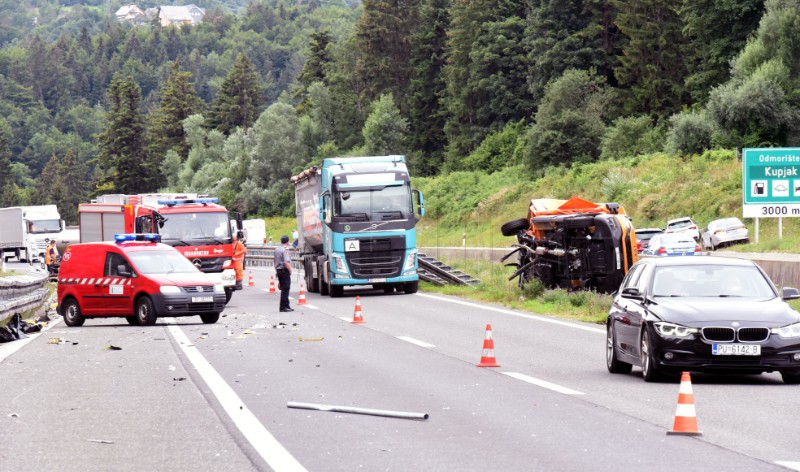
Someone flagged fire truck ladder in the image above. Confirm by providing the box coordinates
[417,253,481,287]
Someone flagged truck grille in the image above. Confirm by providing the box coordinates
[184,286,215,293]
[344,236,405,279]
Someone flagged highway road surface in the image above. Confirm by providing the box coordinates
[2,263,799,471]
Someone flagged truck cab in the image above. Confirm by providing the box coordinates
[57,234,226,327]
[292,156,425,297]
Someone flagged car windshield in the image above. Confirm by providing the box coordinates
[159,212,231,243]
[127,250,200,275]
[28,219,61,233]
[333,184,412,218]
[636,231,660,242]
[651,265,775,298]
[668,219,692,229]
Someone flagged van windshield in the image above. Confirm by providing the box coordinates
[127,250,200,275]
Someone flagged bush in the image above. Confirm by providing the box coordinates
[600,115,665,160]
[521,278,547,299]
[665,110,715,155]
[462,120,526,173]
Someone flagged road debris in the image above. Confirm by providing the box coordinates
[87,439,115,444]
[287,401,429,420]
[104,345,122,351]
[298,337,324,342]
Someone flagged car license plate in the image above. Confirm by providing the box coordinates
[712,344,761,355]
[192,296,214,303]
[369,278,387,283]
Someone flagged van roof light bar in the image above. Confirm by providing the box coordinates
[157,198,219,206]
[114,233,161,243]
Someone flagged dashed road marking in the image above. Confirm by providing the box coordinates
[501,372,585,395]
[397,336,436,348]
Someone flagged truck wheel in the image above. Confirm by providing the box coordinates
[63,298,85,327]
[501,219,529,237]
[403,281,419,294]
[330,284,344,298]
[224,287,233,304]
[125,316,139,326]
[200,312,220,324]
[319,262,329,296]
[135,296,157,326]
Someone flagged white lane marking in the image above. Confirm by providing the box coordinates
[166,320,306,472]
[339,317,354,322]
[501,372,585,395]
[776,462,800,471]
[397,336,436,348]
[415,293,604,334]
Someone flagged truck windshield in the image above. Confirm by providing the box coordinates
[334,185,411,218]
[159,212,231,243]
[127,250,200,274]
[28,219,61,233]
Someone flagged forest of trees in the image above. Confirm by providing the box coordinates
[2,0,800,223]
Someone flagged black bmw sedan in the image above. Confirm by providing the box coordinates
[606,256,800,383]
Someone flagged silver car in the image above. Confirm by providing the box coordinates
[701,217,749,250]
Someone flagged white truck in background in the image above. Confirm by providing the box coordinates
[242,219,267,246]
[1,207,37,262]
[0,205,79,262]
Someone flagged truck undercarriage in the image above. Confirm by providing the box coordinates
[500,196,637,293]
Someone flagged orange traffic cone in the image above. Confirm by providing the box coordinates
[268,275,276,294]
[248,271,255,287]
[477,324,500,367]
[351,296,365,324]
[298,284,307,305]
[667,371,702,436]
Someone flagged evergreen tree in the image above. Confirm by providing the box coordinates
[443,0,530,168]
[148,61,204,162]
[0,124,16,207]
[680,0,765,103]
[33,153,61,205]
[613,0,688,116]
[407,0,450,175]
[294,30,333,111]
[354,0,420,112]
[96,74,149,195]
[208,54,264,135]
[54,148,89,225]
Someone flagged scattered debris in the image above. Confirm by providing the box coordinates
[287,401,429,420]
[173,377,186,382]
[104,345,122,351]
[242,329,255,335]
[8,413,19,418]
[168,365,176,371]
[87,439,115,444]
[299,337,324,342]
[48,337,64,344]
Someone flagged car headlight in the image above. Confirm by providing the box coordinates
[772,322,800,338]
[214,284,225,293]
[332,254,347,273]
[403,250,417,272]
[160,286,182,294]
[223,259,232,269]
[653,322,698,337]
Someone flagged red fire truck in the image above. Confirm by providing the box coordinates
[78,194,243,302]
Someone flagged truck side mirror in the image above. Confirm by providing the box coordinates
[320,195,330,224]
[61,219,66,231]
[117,265,132,278]
[413,189,425,218]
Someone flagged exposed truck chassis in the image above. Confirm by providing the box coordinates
[500,196,638,293]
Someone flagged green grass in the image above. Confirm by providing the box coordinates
[420,260,613,324]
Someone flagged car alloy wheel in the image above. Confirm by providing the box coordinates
[640,330,662,382]
[607,324,632,374]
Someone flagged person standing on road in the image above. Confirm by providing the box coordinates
[232,231,247,290]
[291,229,299,249]
[274,235,293,312]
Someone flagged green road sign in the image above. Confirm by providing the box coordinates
[742,148,800,217]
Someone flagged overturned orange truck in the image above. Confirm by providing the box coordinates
[500,196,638,293]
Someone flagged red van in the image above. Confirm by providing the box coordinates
[56,234,226,327]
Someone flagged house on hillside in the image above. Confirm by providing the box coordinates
[115,5,147,25]
[146,5,206,27]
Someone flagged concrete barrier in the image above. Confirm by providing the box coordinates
[0,272,50,324]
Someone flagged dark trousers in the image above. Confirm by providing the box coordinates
[277,269,291,310]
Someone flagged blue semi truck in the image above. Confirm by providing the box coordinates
[290,156,425,297]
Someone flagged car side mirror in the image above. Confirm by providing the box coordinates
[620,287,643,300]
[117,265,132,278]
[783,287,800,301]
